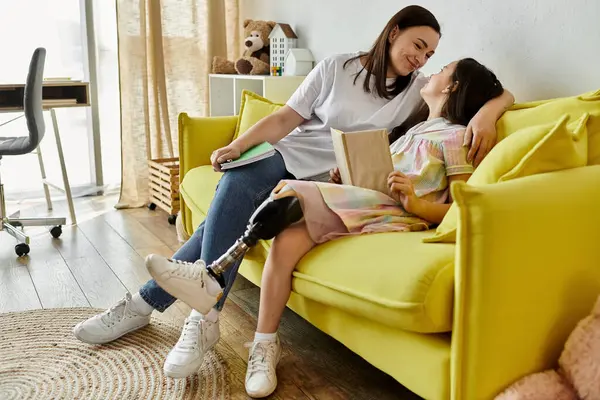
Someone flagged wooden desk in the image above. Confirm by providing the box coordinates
[0,81,90,112]
[0,81,91,225]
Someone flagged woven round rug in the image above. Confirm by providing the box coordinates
[0,308,230,400]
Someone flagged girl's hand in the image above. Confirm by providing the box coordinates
[464,109,498,167]
[329,167,342,184]
[210,143,243,172]
[388,171,419,213]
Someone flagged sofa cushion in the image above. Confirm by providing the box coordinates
[233,90,284,140]
[425,113,589,244]
[497,88,600,164]
[181,165,456,333]
[500,113,588,181]
[293,230,456,333]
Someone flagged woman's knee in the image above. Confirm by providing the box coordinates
[217,169,267,199]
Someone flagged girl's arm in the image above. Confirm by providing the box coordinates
[388,173,471,224]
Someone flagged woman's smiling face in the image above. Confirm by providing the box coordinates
[387,25,440,77]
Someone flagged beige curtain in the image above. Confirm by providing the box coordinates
[115,0,240,209]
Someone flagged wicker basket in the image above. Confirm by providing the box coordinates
[148,157,180,224]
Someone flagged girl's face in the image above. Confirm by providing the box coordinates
[420,61,458,100]
[387,26,440,77]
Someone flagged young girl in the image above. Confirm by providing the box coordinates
[149,57,504,397]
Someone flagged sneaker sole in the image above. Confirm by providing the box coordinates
[163,361,204,379]
[246,380,278,399]
[73,320,150,345]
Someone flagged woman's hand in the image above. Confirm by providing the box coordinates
[464,109,498,168]
[388,171,419,213]
[329,168,342,184]
[210,142,243,172]
[464,88,515,167]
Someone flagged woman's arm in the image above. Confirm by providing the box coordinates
[464,88,515,166]
[388,173,471,224]
[210,105,305,171]
[211,57,332,171]
[234,105,305,153]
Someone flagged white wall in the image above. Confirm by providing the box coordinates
[241,0,600,102]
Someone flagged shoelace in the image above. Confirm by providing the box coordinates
[168,259,206,281]
[100,293,132,327]
[177,318,201,351]
[245,341,277,376]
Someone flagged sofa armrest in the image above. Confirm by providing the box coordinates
[178,113,238,176]
[450,165,600,400]
[178,113,238,235]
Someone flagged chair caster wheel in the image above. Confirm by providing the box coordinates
[50,225,62,238]
[168,214,177,225]
[148,203,157,211]
[15,243,30,257]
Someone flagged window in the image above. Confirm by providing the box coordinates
[0,0,119,198]
[280,38,284,42]
[95,0,120,188]
[0,0,90,196]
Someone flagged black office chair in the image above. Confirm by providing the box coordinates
[0,47,65,257]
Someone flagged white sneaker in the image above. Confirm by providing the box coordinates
[145,254,223,314]
[73,293,151,344]
[164,316,220,378]
[245,338,282,398]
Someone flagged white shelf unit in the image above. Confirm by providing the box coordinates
[208,74,306,117]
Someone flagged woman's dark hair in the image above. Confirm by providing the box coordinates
[344,5,441,100]
[389,58,504,144]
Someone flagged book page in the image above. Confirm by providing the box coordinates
[330,128,353,185]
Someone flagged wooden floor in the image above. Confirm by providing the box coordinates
[0,193,422,400]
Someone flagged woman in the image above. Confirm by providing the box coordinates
[73,5,514,381]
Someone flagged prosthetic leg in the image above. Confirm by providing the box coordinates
[207,187,304,287]
[145,185,304,314]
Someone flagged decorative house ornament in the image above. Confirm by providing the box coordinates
[269,23,298,75]
[283,48,315,76]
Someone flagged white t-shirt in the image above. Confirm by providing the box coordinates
[274,52,427,179]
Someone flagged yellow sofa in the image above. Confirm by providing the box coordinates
[176,94,600,399]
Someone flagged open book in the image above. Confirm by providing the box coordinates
[220,142,276,170]
[330,127,394,194]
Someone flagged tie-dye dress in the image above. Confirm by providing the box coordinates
[277,117,474,243]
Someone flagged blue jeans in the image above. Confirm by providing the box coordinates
[139,152,293,312]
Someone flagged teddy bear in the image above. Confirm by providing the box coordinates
[495,295,600,400]
[212,19,276,76]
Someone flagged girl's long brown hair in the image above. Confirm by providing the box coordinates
[344,5,441,100]
[389,58,505,144]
